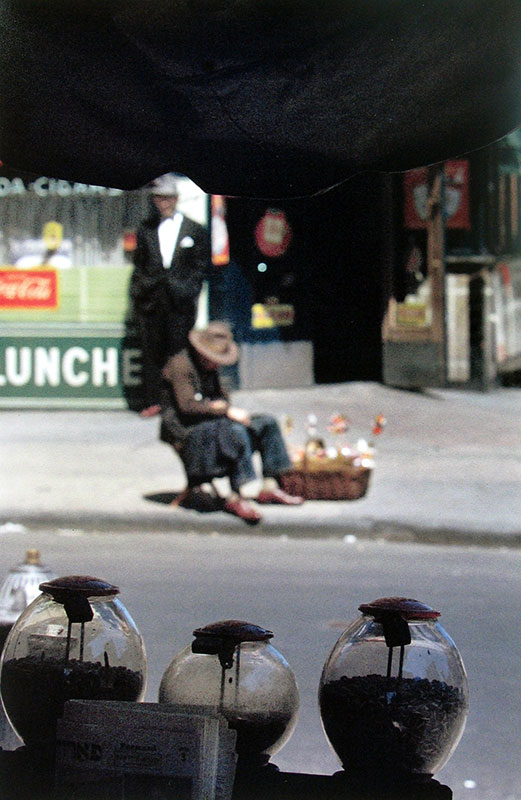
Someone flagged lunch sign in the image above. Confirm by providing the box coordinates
[0,325,144,407]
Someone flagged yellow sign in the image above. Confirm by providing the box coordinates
[395,302,429,328]
[252,303,295,329]
[42,221,64,251]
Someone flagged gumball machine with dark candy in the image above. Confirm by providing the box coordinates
[319,597,469,789]
[0,550,56,751]
[0,575,147,764]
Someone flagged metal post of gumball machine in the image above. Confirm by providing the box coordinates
[0,550,55,751]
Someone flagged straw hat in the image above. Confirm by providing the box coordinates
[189,322,239,366]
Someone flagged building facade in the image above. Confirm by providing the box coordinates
[1,134,521,408]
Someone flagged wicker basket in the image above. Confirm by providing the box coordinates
[280,460,371,501]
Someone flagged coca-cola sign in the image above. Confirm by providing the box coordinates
[0,269,58,309]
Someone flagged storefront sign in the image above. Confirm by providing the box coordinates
[395,302,430,328]
[0,174,205,274]
[251,303,295,328]
[0,269,59,309]
[404,160,470,230]
[0,176,123,197]
[254,209,292,257]
[0,326,142,406]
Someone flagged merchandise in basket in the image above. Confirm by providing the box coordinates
[280,413,385,501]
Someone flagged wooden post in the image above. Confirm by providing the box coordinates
[426,165,447,376]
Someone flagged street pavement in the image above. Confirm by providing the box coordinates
[1,382,520,547]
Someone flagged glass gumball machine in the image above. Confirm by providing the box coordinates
[318,597,469,786]
[0,575,147,758]
[0,550,56,751]
[159,620,300,767]
[0,549,55,656]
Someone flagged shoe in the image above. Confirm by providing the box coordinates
[224,497,262,525]
[179,488,224,513]
[140,404,161,418]
[256,488,304,505]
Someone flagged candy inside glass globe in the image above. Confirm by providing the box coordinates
[318,597,469,782]
[0,575,147,751]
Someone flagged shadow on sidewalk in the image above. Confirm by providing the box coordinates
[144,490,225,514]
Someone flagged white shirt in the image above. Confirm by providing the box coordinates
[158,211,183,268]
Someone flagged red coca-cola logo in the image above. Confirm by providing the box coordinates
[0,269,58,308]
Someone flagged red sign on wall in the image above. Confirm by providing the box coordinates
[0,268,59,309]
[255,209,292,258]
[404,160,471,230]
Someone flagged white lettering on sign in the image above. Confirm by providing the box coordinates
[0,345,140,390]
[91,347,118,387]
[121,348,142,387]
[0,177,123,197]
[62,347,90,387]
[0,177,26,196]
[34,347,61,387]
[5,347,32,386]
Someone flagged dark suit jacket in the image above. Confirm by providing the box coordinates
[130,213,209,334]
[159,347,248,483]
[159,346,229,448]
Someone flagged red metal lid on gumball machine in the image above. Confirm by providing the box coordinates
[39,575,120,598]
[39,576,120,624]
[359,597,441,620]
[193,619,273,642]
[192,620,274,668]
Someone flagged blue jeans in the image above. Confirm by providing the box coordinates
[228,414,292,492]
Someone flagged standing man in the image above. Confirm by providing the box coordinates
[129,174,210,417]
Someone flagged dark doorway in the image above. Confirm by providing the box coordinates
[216,173,393,384]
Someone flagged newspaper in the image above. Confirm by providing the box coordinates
[55,701,237,800]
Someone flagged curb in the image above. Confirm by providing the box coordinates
[2,510,521,549]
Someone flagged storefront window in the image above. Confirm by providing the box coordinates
[0,175,207,324]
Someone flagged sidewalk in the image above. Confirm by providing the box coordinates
[1,382,520,547]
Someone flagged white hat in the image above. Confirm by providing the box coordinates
[149,174,179,196]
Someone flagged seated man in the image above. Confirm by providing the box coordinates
[159,321,304,524]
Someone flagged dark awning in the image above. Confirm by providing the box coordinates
[1,0,520,198]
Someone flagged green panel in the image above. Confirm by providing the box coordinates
[0,324,144,408]
[57,269,81,320]
[0,266,132,324]
[85,267,131,323]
